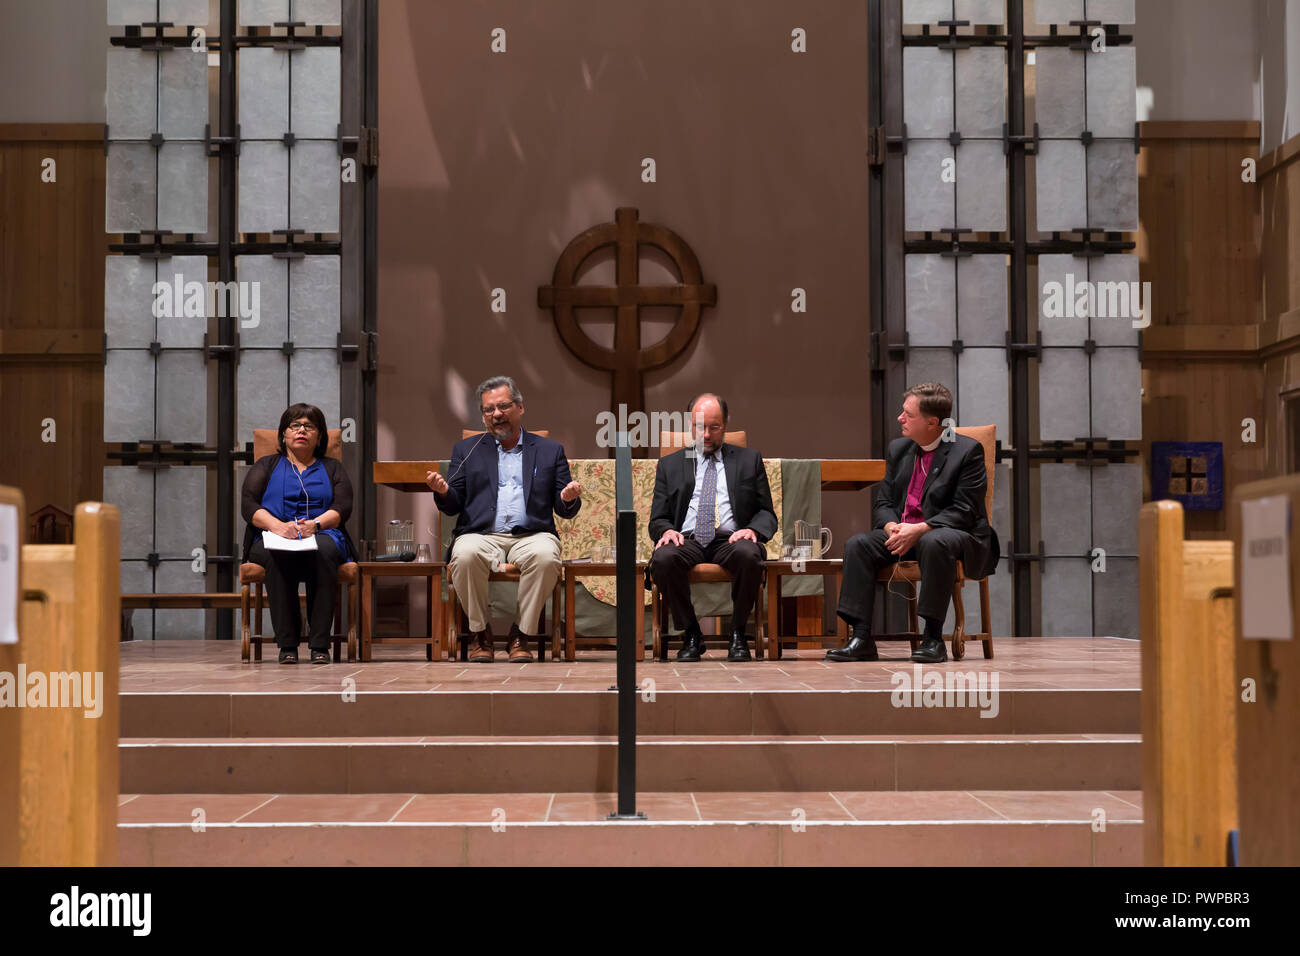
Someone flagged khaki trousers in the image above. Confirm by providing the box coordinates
[449,532,562,633]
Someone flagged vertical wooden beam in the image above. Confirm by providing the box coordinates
[1140,500,1237,865]
[1231,476,1300,865]
[0,486,24,867]
[18,502,119,865]
[73,503,120,862]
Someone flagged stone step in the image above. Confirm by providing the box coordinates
[121,687,1140,738]
[120,733,1140,794]
[117,789,1143,866]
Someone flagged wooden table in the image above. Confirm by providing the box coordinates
[563,560,649,662]
[357,560,445,662]
[765,558,849,660]
[372,459,885,492]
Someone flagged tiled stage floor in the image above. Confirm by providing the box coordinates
[119,789,1142,824]
[120,636,1140,693]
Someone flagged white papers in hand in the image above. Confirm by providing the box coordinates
[262,529,319,552]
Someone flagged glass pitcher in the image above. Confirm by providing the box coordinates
[794,519,833,559]
[385,518,414,555]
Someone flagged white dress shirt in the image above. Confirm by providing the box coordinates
[682,449,734,536]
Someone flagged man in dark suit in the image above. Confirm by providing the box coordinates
[425,376,581,663]
[648,393,777,662]
[830,382,1000,664]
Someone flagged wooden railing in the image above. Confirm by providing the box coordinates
[0,486,22,866]
[1139,499,1237,866]
[2,491,120,866]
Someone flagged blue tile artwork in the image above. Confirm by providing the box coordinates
[1150,441,1223,511]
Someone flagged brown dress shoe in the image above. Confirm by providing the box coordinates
[468,627,494,663]
[507,624,535,662]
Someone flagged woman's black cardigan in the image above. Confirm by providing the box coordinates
[240,454,359,563]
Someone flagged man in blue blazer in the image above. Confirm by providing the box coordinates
[426,376,581,662]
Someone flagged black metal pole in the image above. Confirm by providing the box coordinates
[610,434,643,820]
[361,0,379,549]
[215,0,237,640]
[1007,0,1033,637]
[867,0,884,460]
[877,0,907,637]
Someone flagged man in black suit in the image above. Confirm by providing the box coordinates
[425,376,581,663]
[648,393,777,662]
[829,382,999,664]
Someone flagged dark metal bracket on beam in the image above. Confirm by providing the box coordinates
[338,124,378,166]
[936,229,974,257]
[1030,440,1141,464]
[270,230,308,259]
[1008,541,1045,566]
[1006,329,1042,359]
[337,332,360,363]
[270,20,310,51]
[363,330,379,373]
[1004,121,1039,156]
[934,19,973,51]
[203,332,239,361]
[874,329,909,368]
[205,121,240,158]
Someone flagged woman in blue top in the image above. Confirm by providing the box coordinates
[241,403,357,664]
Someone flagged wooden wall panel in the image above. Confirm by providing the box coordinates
[1258,138,1300,480]
[1138,122,1266,537]
[1138,122,1261,327]
[1259,138,1300,325]
[0,125,106,522]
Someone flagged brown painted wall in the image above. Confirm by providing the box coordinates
[376,0,873,544]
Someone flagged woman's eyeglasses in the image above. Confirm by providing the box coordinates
[286,422,318,434]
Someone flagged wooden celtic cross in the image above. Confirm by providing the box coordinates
[538,207,717,424]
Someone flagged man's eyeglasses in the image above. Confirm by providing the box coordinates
[286,422,318,434]
[481,401,516,416]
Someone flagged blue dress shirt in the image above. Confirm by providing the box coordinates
[493,432,527,533]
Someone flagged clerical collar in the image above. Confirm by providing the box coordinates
[917,435,942,453]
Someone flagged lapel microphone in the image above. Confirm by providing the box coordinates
[443,428,494,484]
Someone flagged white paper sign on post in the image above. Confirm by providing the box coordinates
[1240,494,1294,641]
[0,503,17,645]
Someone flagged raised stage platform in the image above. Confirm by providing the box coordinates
[118,637,1141,866]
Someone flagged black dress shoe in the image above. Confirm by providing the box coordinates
[676,626,705,662]
[278,648,298,665]
[310,649,330,665]
[727,631,752,662]
[825,635,878,662]
[911,636,949,663]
